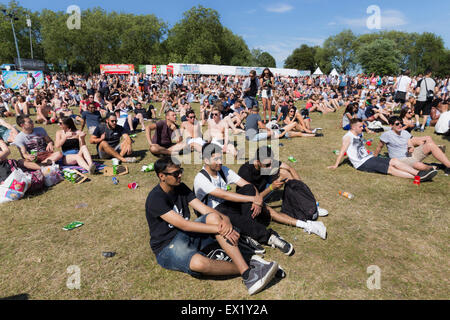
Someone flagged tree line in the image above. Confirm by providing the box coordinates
[1,1,449,76]
[284,30,450,77]
[0,1,276,73]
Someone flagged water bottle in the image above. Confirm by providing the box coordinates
[112,177,119,185]
[333,150,340,155]
[339,191,354,199]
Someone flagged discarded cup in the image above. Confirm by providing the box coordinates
[102,252,116,258]
[413,176,421,186]
[128,182,138,190]
[75,203,88,209]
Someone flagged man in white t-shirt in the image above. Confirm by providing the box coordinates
[394,70,412,105]
[435,99,450,136]
[193,143,294,256]
[327,118,438,181]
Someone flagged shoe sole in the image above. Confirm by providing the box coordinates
[420,170,438,182]
[247,262,278,296]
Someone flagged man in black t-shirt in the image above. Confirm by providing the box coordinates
[238,146,328,240]
[90,113,137,163]
[145,157,280,295]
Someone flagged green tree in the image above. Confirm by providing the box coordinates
[221,27,252,66]
[251,49,276,68]
[284,44,316,71]
[314,46,333,74]
[356,39,401,75]
[323,29,357,74]
[166,6,224,64]
[411,32,446,75]
[0,1,43,64]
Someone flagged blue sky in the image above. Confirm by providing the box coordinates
[4,0,450,67]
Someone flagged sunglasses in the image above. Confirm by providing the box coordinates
[213,113,220,116]
[188,116,196,119]
[261,162,272,168]
[163,168,184,177]
[394,122,402,126]
[109,120,117,123]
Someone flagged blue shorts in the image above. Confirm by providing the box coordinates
[244,97,258,109]
[155,214,217,277]
[1,129,11,142]
[63,149,79,156]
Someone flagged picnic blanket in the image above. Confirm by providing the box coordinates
[59,162,106,174]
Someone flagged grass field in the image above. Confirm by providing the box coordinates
[0,101,449,300]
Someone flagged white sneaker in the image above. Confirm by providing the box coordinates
[318,207,329,217]
[304,221,327,240]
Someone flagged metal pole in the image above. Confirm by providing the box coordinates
[27,16,33,59]
[10,17,22,70]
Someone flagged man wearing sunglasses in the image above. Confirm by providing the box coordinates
[375,116,449,175]
[242,70,260,110]
[146,156,280,295]
[194,143,294,256]
[180,110,206,154]
[90,113,136,163]
[146,110,186,156]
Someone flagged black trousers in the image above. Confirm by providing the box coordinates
[215,184,273,244]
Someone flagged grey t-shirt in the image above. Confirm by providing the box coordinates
[245,113,261,140]
[13,127,48,153]
[417,77,436,102]
[380,129,412,159]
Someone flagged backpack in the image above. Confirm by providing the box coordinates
[193,169,227,217]
[281,180,318,222]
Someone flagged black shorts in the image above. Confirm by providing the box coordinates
[414,101,432,116]
[394,91,406,104]
[357,157,390,175]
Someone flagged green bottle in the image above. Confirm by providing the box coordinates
[288,156,297,163]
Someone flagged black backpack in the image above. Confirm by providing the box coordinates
[281,180,318,222]
[193,169,227,217]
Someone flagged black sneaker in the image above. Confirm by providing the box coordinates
[444,167,450,176]
[314,133,324,137]
[267,233,294,256]
[239,235,265,255]
[244,257,278,295]
[418,168,438,182]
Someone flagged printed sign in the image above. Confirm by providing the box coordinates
[100,64,135,74]
[2,70,44,89]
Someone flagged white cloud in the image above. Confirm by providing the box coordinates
[265,4,294,13]
[334,9,407,29]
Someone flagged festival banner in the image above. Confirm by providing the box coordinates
[100,64,135,74]
[2,70,44,89]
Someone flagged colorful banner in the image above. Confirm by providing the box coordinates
[2,70,44,89]
[179,64,200,74]
[100,64,135,74]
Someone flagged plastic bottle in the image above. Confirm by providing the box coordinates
[339,191,354,199]
[112,177,119,185]
[288,156,297,163]
[333,150,340,155]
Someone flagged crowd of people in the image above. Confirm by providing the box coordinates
[1,67,449,295]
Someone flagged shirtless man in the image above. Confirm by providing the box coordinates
[207,107,241,158]
[180,110,206,153]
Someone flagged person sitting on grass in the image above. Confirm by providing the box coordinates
[327,118,438,182]
[89,113,136,163]
[180,110,206,154]
[146,109,186,157]
[145,156,280,296]
[13,115,63,170]
[81,102,103,135]
[0,118,19,144]
[374,116,450,176]
[193,143,295,256]
[55,117,96,174]
[237,146,328,240]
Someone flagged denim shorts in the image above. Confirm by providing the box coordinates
[63,149,79,156]
[155,214,217,277]
[244,97,258,108]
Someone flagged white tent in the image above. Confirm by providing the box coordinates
[313,67,323,76]
[330,68,339,77]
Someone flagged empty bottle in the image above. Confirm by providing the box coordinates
[333,150,340,155]
[339,191,354,199]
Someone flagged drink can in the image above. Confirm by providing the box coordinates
[112,177,119,185]
[128,182,138,190]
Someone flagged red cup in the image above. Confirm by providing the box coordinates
[413,176,420,186]
[128,182,138,190]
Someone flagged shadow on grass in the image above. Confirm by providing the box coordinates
[0,293,29,300]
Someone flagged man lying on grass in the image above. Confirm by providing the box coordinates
[327,118,438,182]
[145,156,280,296]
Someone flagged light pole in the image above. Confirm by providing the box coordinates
[26,15,33,60]
[2,9,22,70]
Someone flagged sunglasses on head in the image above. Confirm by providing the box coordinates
[163,168,184,177]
